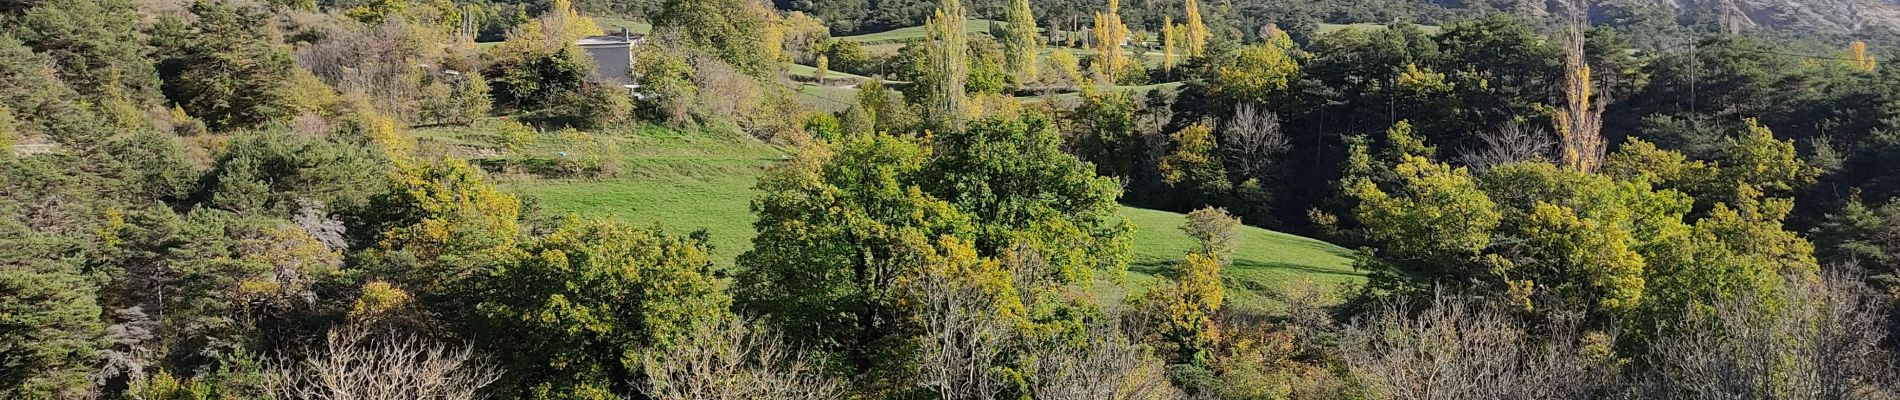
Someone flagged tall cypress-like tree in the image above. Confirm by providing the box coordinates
[922,0,969,131]
[1002,0,1039,84]
[1183,0,1208,57]
[1090,0,1129,84]
[1848,39,1877,73]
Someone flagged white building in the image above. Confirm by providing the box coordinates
[575,30,643,86]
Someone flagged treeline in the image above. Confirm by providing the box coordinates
[3,0,1900,399]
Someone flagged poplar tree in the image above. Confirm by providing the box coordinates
[922,0,969,130]
[1003,0,1039,83]
[1849,39,1877,73]
[1090,0,1129,84]
[1555,17,1605,172]
[1183,0,1209,57]
[1161,17,1179,72]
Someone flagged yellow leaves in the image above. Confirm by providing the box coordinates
[1211,43,1300,104]
[1159,122,1226,194]
[98,207,126,248]
[1352,154,1499,267]
[1395,63,1451,94]
[0,106,14,153]
[1182,0,1208,57]
[1557,25,1605,173]
[1003,0,1040,82]
[1848,39,1877,73]
[1090,0,1131,85]
[1521,202,1646,314]
[1178,252,1226,314]
[350,280,413,320]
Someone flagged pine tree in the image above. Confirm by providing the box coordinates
[1002,0,1039,83]
[1183,0,1209,57]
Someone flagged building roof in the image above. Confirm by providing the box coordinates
[576,34,643,47]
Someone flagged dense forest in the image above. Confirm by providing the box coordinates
[4,0,1900,399]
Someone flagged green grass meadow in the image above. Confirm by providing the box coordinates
[418,122,1362,312]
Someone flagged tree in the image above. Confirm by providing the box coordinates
[740,111,1131,391]
[736,133,969,387]
[360,157,523,327]
[200,131,385,215]
[478,219,728,398]
[1089,0,1130,85]
[0,235,105,398]
[1349,154,1499,277]
[5,0,164,108]
[272,324,502,400]
[1144,207,1236,366]
[1071,90,1140,178]
[1555,20,1606,172]
[154,1,314,131]
[1160,122,1231,199]
[1220,103,1288,185]
[639,316,845,400]
[922,113,1133,283]
[1848,39,1877,73]
[920,0,970,130]
[1001,0,1039,84]
[1209,38,1300,107]
[1181,207,1239,264]
[908,237,1017,400]
[656,0,776,73]
[1182,0,1208,57]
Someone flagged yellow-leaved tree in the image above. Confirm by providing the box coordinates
[1184,0,1209,57]
[1003,0,1040,83]
[1849,39,1878,73]
[1090,0,1130,84]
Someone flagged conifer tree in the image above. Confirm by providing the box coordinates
[1002,0,1039,83]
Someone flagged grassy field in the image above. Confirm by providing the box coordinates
[419,122,1362,311]
[1316,22,1442,35]
[1119,207,1361,312]
[838,19,1004,44]
[411,122,789,262]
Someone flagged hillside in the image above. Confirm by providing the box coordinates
[413,122,1363,312]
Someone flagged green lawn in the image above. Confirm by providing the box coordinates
[594,17,654,35]
[1317,22,1442,35]
[431,122,1362,312]
[1118,207,1361,312]
[838,19,1005,44]
[783,62,879,83]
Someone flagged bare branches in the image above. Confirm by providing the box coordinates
[1457,123,1556,172]
[272,324,501,400]
[1340,295,1619,400]
[639,317,844,400]
[911,262,1012,400]
[1641,268,1899,400]
[1030,325,1185,400]
[1221,103,1289,180]
[1555,0,1607,172]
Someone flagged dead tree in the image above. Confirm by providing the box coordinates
[639,317,844,400]
[272,324,501,400]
